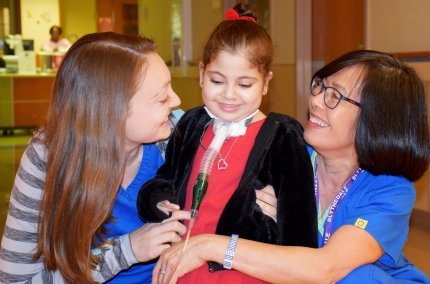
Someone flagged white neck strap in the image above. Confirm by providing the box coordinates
[204,107,259,150]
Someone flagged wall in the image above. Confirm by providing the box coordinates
[365,1,430,213]
[138,0,223,67]
[271,0,294,65]
[366,0,430,52]
[269,0,295,116]
[60,0,97,44]
[407,62,430,213]
[139,0,172,63]
[189,0,222,65]
[313,0,364,64]
[20,0,96,51]
[20,0,59,51]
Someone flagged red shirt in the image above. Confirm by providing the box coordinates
[179,119,267,284]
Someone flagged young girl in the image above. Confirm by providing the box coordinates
[138,3,317,283]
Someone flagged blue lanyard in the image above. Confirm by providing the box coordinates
[313,158,363,245]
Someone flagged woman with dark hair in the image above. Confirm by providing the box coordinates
[153,50,430,283]
[0,32,189,283]
[42,25,71,52]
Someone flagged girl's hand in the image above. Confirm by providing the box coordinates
[255,185,277,222]
[152,235,210,284]
[129,210,190,262]
[157,200,181,216]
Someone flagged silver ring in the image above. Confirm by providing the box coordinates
[159,270,166,274]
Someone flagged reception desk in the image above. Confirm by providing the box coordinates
[0,70,203,133]
[0,73,55,131]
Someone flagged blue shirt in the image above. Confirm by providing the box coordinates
[104,144,164,284]
[308,146,430,283]
[104,109,184,283]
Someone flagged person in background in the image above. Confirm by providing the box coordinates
[42,25,71,52]
[0,32,189,284]
[138,2,317,283]
[152,49,430,284]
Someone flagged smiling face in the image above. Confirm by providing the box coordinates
[125,52,181,150]
[304,66,363,158]
[199,50,272,122]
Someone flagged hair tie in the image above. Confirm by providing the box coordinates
[224,8,257,23]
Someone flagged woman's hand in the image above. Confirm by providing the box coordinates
[152,235,213,284]
[255,185,277,222]
[129,210,190,262]
[157,200,181,216]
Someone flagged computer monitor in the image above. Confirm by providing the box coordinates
[0,39,13,55]
[0,38,34,55]
[22,39,34,51]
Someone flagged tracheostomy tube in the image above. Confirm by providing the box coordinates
[191,124,228,218]
[182,110,257,251]
[183,123,229,251]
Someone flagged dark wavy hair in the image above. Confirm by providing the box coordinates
[313,50,430,181]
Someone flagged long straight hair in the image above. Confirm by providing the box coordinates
[34,32,156,283]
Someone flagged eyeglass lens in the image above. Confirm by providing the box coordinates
[311,79,341,109]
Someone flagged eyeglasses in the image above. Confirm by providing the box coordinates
[310,78,361,109]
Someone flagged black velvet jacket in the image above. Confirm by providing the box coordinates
[138,106,317,269]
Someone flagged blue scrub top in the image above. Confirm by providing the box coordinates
[104,144,164,284]
[308,146,430,283]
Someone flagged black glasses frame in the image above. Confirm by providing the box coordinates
[310,78,361,109]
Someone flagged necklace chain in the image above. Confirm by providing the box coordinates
[198,115,255,171]
[217,136,239,170]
